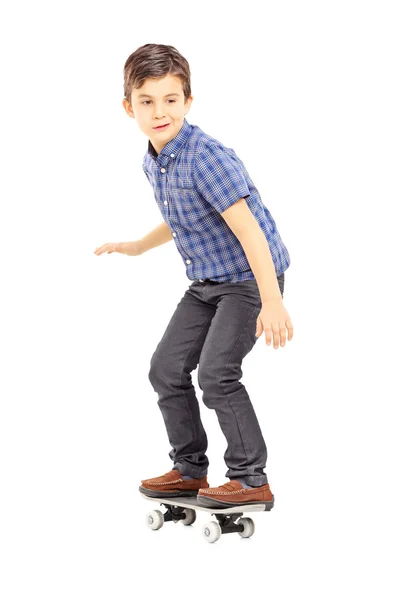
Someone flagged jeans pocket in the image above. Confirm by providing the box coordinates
[242,273,285,298]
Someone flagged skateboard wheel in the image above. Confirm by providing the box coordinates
[146,510,164,530]
[202,521,221,543]
[238,517,255,538]
[181,508,196,526]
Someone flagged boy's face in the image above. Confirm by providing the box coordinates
[122,74,193,154]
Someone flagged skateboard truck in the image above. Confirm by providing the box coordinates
[204,513,244,535]
[159,502,190,523]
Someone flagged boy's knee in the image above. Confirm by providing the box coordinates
[198,361,244,400]
[198,364,220,395]
[148,352,181,389]
[148,352,163,386]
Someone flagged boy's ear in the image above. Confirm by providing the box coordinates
[122,98,135,119]
[183,95,193,115]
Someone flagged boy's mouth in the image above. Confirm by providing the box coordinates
[153,123,170,130]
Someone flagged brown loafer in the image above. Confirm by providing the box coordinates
[139,469,209,498]
[197,480,274,509]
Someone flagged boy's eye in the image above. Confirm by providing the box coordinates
[141,99,176,105]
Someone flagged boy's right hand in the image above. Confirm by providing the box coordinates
[94,241,141,256]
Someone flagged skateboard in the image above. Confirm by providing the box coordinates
[140,492,273,543]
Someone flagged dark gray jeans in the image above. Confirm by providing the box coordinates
[148,272,285,487]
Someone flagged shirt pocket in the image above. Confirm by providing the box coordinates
[167,173,193,190]
[168,186,210,231]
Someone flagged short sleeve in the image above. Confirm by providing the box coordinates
[193,143,250,213]
[142,164,151,184]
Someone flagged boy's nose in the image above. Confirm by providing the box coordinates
[153,106,166,118]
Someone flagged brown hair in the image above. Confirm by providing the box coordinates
[123,44,191,104]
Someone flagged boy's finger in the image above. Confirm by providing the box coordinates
[286,319,294,340]
[280,323,287,346]
[272,324,280,349]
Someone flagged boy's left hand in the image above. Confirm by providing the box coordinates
[255,299,294,348]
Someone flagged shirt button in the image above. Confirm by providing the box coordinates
[172,232,176,237]
[170,153,175,158]
[160,167,166,173]
[186,259,191,265]
[163,200,168,205]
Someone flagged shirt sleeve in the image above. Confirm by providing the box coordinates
[142,164,151,185]
[193,143,251,213]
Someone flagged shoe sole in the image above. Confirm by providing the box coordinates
[139,485,200,498]
[197,495,275,510]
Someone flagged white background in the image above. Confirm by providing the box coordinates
[1,0,399,598]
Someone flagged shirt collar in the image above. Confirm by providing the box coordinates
[147,118,193,168]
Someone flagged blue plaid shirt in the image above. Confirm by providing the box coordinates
[142,118,290,282]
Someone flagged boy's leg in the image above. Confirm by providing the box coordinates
[197,274,284,487]
[148,283,216,479]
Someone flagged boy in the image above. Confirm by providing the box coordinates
[94,43,293,508]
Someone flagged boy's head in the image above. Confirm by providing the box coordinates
[122,44,193,153]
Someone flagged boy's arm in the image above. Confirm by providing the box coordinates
[138,221,173,255]
[220,198,282,302]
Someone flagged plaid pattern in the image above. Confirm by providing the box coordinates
[142,118,290,282]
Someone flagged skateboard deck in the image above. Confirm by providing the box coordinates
[140,492,273,543]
